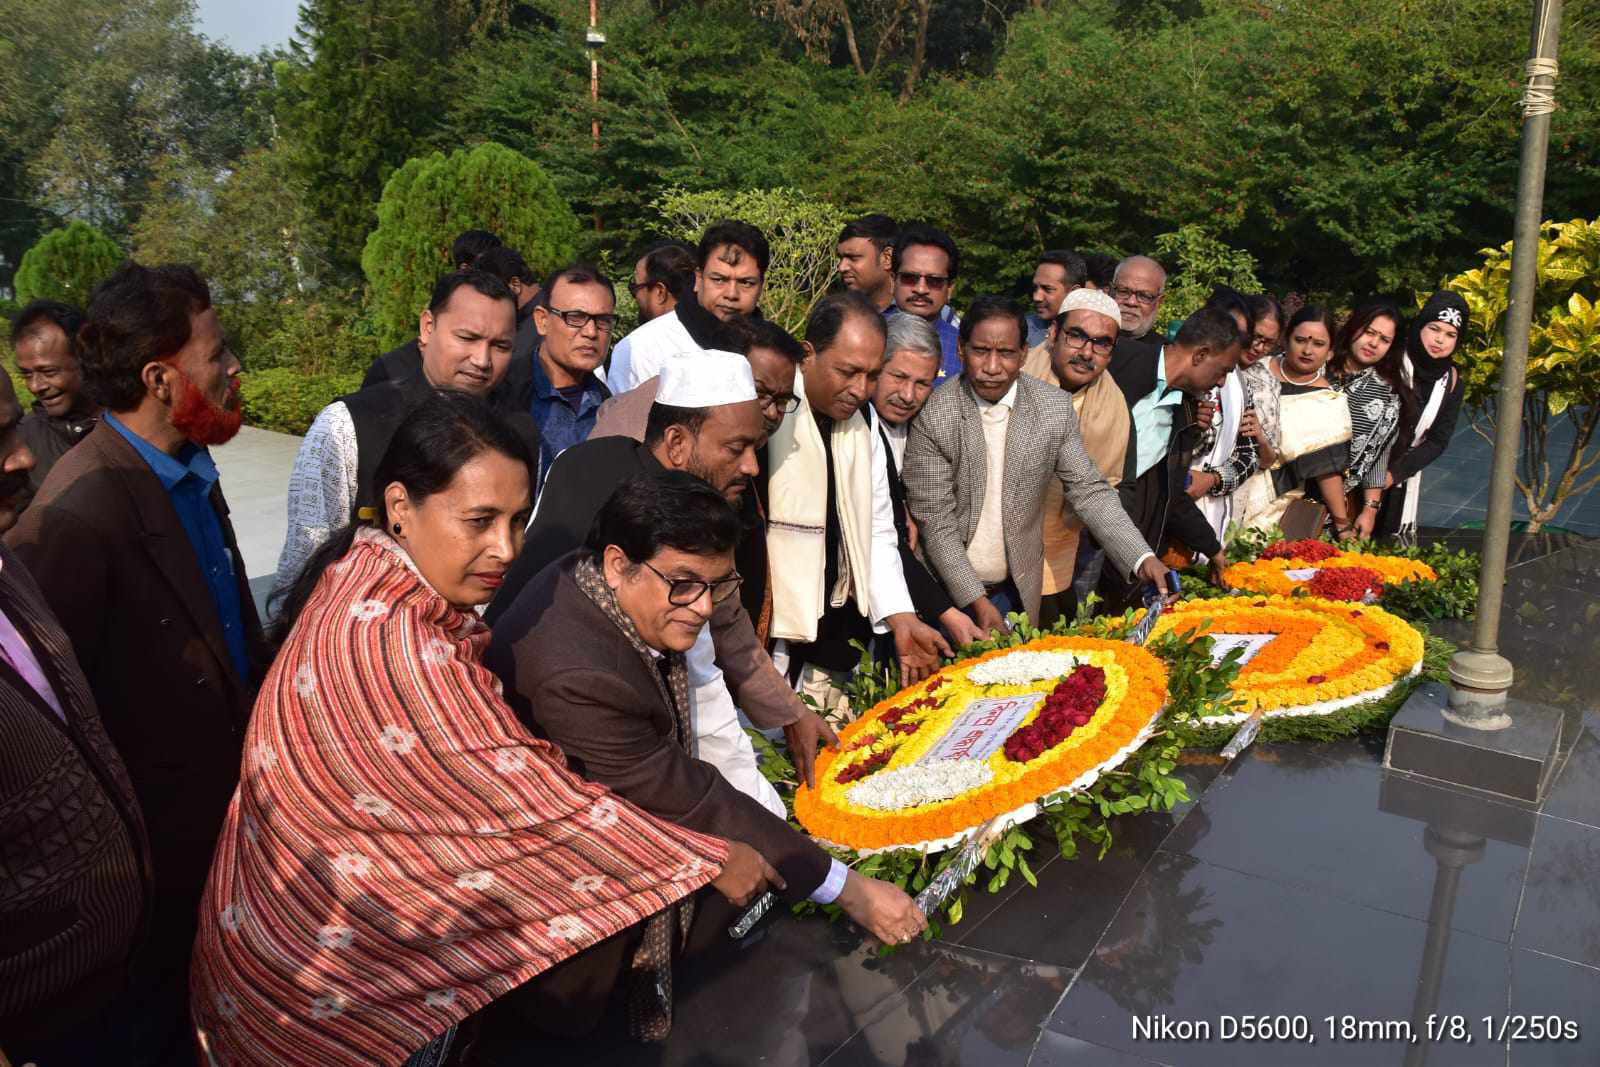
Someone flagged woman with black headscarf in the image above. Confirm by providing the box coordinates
[1376,290,1470,541]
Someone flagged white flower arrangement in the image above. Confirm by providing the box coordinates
[966,650,1084,687]
[845,760,994,812]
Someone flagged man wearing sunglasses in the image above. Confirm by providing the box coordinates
[609,222,771,393]
[885,222,963,377]
[489,351,838,818]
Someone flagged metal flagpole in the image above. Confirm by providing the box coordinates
[1444,0,1563,728]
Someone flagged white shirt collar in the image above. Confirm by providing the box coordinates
[974,379,1019,412]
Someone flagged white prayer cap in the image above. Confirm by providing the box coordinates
[655,349,757,408]
[1060,288,1123,325]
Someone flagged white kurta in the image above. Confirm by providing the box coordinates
[606,310,697,393]
[270,400,359,619]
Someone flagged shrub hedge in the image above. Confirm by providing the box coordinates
[240,367,363,436]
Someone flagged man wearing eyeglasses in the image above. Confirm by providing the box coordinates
[608,222,771,394]
[885,222,963,377]
[530,262,618,481]
[485,473,927,1020]
[489,351,838,818]
[1021,289,1133,624]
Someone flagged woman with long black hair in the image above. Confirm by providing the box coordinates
[1321,299,1408,539]
[1376,291,1470,541]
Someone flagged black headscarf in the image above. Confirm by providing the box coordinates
[1406,290,1468,390]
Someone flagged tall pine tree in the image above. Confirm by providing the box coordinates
[277,0,485,277]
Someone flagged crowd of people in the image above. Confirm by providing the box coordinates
[0,214,1467,1066]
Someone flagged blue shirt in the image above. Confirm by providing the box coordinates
[885,305,962,378]
[1128,346,1185,479]
[1026,314,1051,350]
[529,354,610,483]
[105,414,251,682]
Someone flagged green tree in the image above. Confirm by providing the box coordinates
[1153,226,1262,322]
[276,0,493,275]
[133,146,373,375]
[1450,218,1600,531]
[362,143,581,348]
[653,186,847,332]
[14,221,123,304]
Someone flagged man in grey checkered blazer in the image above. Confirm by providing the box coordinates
[902,298,1162,631]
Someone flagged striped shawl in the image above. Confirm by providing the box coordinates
[190,529,727,1065]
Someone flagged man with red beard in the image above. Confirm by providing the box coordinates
[7,262,265,1067]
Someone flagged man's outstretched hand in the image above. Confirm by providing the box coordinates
[783,710,839,790]
[886,612,953,684]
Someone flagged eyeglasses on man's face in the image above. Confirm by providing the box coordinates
[547,306,620,332]
[1059,326,1116,355]
[1109,284,1162,307]
[755,388,801,415]
[896,271,950,291]
[641,560,743,607]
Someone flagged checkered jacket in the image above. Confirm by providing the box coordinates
[902,374,1152,622]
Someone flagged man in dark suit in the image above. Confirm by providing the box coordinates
[7,262,267,1066]
[485,474,924,1031]
[0,370,151,1067]
[1099,306,1244,612]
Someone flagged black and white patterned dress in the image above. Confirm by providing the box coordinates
[1337,367,1401,488]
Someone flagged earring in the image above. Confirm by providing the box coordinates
[392,523,402,535]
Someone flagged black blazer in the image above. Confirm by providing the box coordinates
[485,554,832,901]
[1107,346,1221,559]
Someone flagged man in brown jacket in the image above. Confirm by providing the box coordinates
[487,350,835,808]
[485,473,923,1033]
[7,263,266,1066]
[0,370,151,1066]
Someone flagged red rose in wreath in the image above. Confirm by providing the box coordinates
[1307,566,1384,602]
[1262,538,1341,562]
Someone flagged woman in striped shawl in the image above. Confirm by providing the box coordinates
[191,393,774,1066]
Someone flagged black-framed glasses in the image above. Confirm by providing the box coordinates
[896,271,950,290]
[626,280,658,297]
[1109,284,1161,307]
[1250,332,1278,351]
[546,306,621,333]
[756,388,801,415]
[641,560,743,606]
[1059,326,1116,355]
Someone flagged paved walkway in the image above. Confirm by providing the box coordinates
[211,425,300,615]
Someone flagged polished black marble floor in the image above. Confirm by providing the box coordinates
[484,529,1600,1066]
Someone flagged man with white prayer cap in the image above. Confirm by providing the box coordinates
[487,349,837,816]
[1021,286,1133,624]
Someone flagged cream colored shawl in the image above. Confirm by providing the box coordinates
[765,368,875,642]
[1028,367,1130,595]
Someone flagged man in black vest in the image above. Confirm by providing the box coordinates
[269,270,538,616]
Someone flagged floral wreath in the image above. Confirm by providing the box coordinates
[1222,540,1436,601]
[795,636,1167,853]
[1150,594,1424,723]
